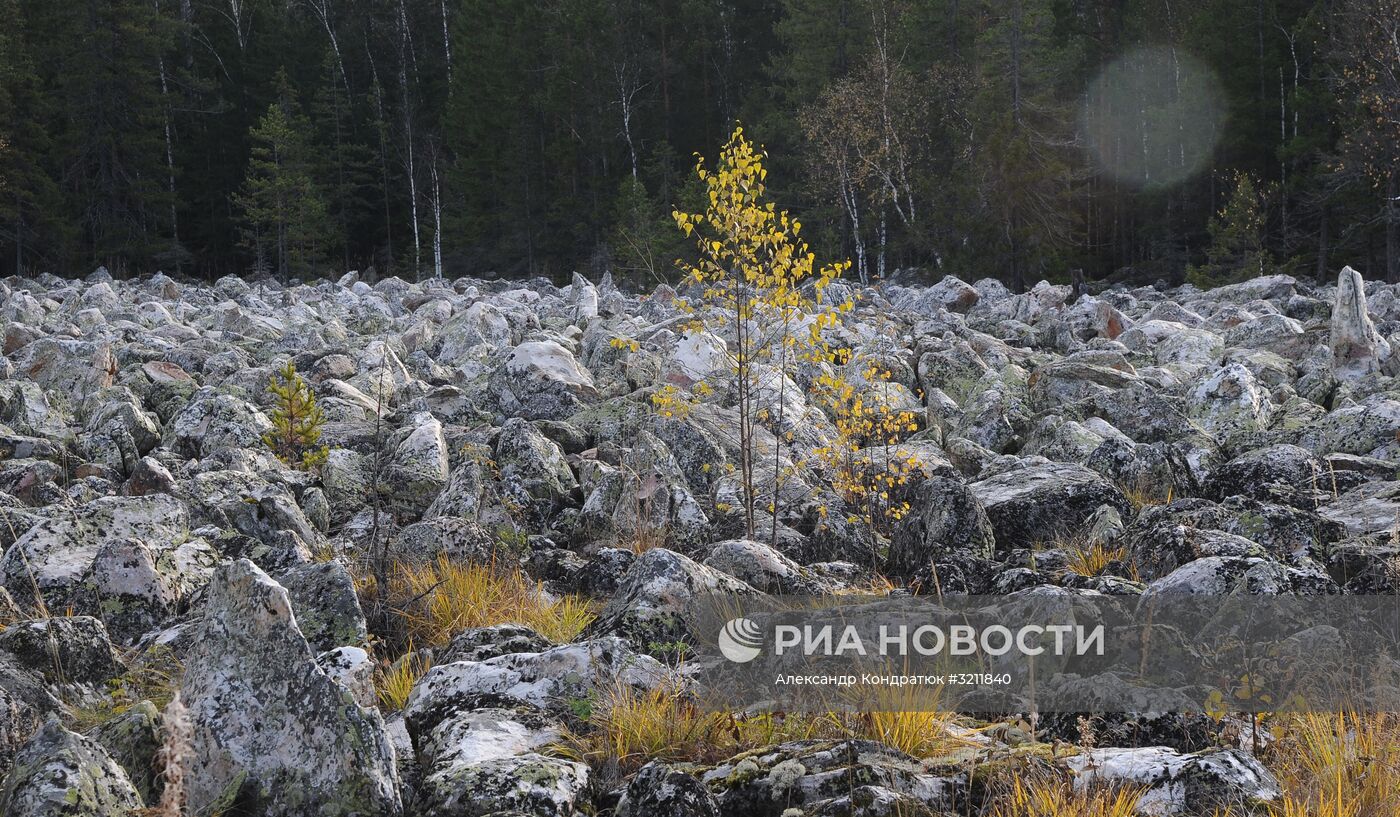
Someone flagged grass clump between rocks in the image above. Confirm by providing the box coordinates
[1264,711,1400,817]
[69,645,184,732]
[555,677,969,778]
[374,649,432,712]
[364,556,594,650]
[989,774,1144,817]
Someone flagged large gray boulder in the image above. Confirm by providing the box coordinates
[0,719,143,817]
[617,761,720,817]
[0,495,214,628]
[969,461,1131,551]
[491,340,599,420]
[377,411,450,517]
[584,548,763,647]
[179,560,401,816]
[700,740,964,817]
[0,653,62,781]
[1065,746,1280,815]
[887,477,996,576]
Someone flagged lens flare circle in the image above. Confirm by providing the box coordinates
[1080,45,1224,188]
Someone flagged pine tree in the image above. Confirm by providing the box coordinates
[35,0,177,269]
[611,176,686,286]
[0,0,67,274]
[1189,170,1276,287]
[262,360,329,470]
[235,72,333,279]
[311,52,377,271]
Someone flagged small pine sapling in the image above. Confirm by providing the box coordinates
[262,360,329,469]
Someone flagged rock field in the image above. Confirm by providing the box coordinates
[0,264,1395,815]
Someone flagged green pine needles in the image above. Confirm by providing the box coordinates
[262,360,329,470]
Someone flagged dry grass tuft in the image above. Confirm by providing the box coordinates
[839,683,965,758]
[70,645,184,731]
[1264,711,1400,817]
[363,556,595,650]
[989,775,1144,817]
[556,676,968,781]
[555,680,842,775]
[562,680,730,770]
[1119,480,1173,511]
[1063,542,1137,580]
[375,649,433,712]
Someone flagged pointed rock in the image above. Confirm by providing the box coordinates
[1331,266,1393,382]
[180,559,401,816]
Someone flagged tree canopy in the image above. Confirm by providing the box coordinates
[1,0,1397,287]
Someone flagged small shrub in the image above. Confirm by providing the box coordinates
[262,359,329,470]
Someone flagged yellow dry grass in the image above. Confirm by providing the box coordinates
[374,649,432,712]
[371,556,595,648]
[989,775,1144,817]
[557,675,968,777]
[1063,542,1137,580]
[1264,711,1400,817]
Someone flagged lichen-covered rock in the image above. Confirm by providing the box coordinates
[969,461,1131,551]
[438,624,554,664]
[278,560,368,652]
[1064,746,1280,815]
[495,416,579,526]
[1330,266,1393,382]
[1140,555,1330,597]
[166,387,273,459]
[185,469,322,552]
[420,751,588,817]
[0,653,62,781]
[0,719,143,817]
[406,638,669,729]
[0,617,125,687]
[378,411,449,517]
[1202,444,1322,505]
[1189,363,1273,439]
[492,340,599,420]
[702,539,834,594]
[700,740,964,817]
[89,701,162,805]
[1320,480,1400,537]
[1296,396,1400,458]
[616,761,720,817]
[180,559,401,816]
[0,495,206,623]
[9,338,118,404]
[584,548,763,647]
[887,477,996,576]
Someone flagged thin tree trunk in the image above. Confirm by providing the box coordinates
[154,1,180,270]
[1316,204,1329,285]
[439,0,452,89]
[430,146,443,279]
[398,0,421,279]
[1387,172,1399,284]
